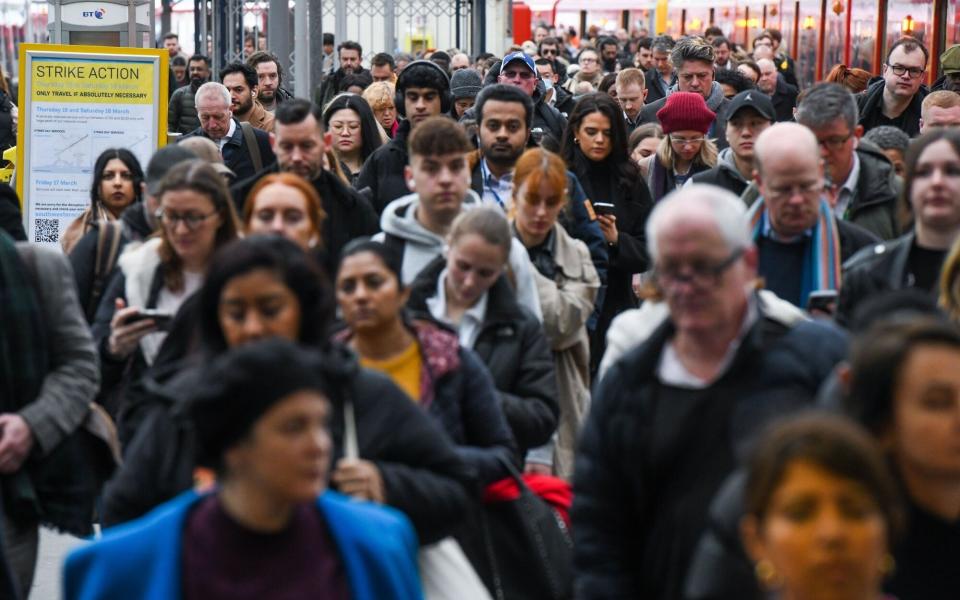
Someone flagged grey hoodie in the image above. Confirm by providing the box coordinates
[376,190,543,321]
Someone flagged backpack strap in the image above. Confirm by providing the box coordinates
[239,122,263,173]
[87,221,124,322]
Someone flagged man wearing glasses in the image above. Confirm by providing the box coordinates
[750,122,877,308]
[573,183,847,599]
[797,83,901,240]
[857,37,929,137]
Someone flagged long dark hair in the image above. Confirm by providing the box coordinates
[560,92,638,193]
[899,128,960,232]
[322,93,384,163]
[199,235,334,354]
[90,148,144,210]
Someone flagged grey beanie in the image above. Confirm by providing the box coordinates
[450,68,483,100]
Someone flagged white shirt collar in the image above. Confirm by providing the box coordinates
[425,267,489,349]
[657,291,759,388]
[834,152,860,218]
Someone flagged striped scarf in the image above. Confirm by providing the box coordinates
[748,197,842,306]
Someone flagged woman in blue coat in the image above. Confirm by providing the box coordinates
[64,339,422,600]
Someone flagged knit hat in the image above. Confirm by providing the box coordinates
[450,68,483,100]
[189,339,332,469]
[656,91,716,135]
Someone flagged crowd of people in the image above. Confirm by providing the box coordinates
[1,21,960,600]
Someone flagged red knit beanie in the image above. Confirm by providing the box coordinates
[656,91,716,135]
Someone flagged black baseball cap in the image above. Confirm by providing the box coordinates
[725,90,776,122]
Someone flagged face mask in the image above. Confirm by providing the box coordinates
[543,79,553,91]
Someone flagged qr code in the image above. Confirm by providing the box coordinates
[34,219,60,243]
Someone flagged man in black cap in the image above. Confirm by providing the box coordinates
[449,68,482,119]
[691,90,775,197]
[461,51,567,150]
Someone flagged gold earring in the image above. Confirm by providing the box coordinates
[755,560,779,588]
[880,553,896,576]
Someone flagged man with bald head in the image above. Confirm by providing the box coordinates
[751,123,878,308]
[756,58,798,122]
[573,183,848,599]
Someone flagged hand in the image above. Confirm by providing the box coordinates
[0,414,34,474]
[108,298,157,359]
[331,458,385,503]
[597,214,618,245]
[524,462,553,476]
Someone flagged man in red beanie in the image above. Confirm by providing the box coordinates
[638,37,730,149]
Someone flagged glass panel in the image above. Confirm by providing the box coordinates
[850,0,878,71]
[767,0,799,69]
[886,0,934,58]
[949,0,960,47]
[796,0,821,89]
[712,5,740,46]
[823,0,847,74]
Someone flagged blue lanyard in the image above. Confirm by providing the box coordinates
[480,159,506,210]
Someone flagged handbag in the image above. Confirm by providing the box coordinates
[342,401,492,600]
[476,458,574,600]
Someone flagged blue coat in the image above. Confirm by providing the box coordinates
[63,490,424,600]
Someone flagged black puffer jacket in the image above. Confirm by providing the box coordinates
[167,82,203,134]
[355,120,414,215]
[101,343,474,545]
[845,140,902,240]
[407,257,559,456]
[572,303,848,599]
[837,232,916,324]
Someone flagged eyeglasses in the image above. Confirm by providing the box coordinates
[579,57,598,64]
[541,48,558,56]
[670,135,706,147]
[816,133,853,151]
[502,69,535,80]
[655,247,745,287]
[886,63,925,79]
[156,208,218,231]
[765,180,823,200]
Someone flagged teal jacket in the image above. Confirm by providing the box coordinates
[63,490,424,600]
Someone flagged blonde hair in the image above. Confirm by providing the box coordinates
[362,81,396,112]
[940,234,960,320]
[656,134,718,170]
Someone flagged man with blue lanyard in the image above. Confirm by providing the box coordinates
[469,84,608,286]
[749,122,877,309]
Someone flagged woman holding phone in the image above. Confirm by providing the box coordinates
[560,93,652,370]
[93,160,240,416]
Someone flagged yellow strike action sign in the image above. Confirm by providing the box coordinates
[31,61,153,104]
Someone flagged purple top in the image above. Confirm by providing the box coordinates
[181,495,351,600]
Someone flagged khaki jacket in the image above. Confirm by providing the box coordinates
[242,100,275,132]
[534,223,600,478]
